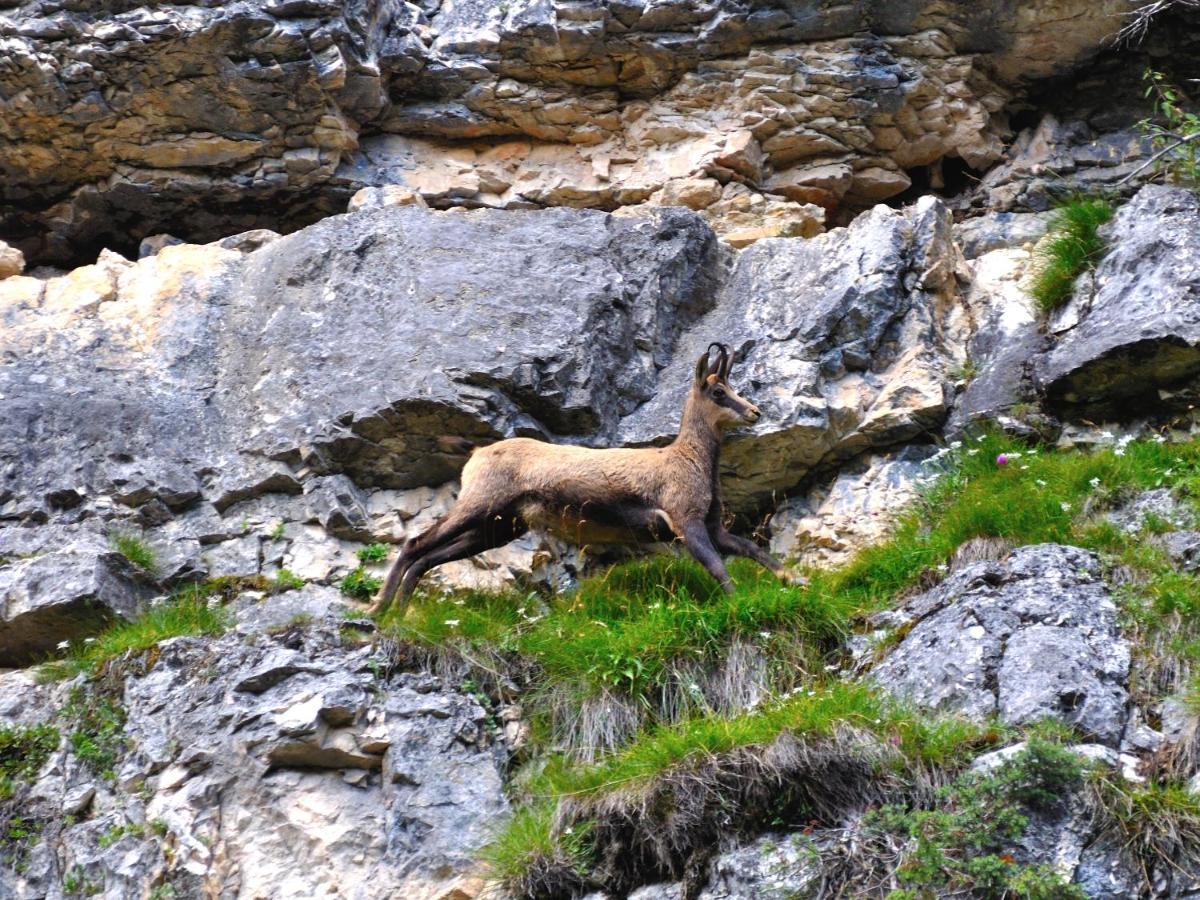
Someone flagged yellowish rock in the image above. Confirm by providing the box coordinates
[0,241,24,279]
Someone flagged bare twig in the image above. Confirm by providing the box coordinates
[1116,131,1200,184]
[1118,0,1200,46]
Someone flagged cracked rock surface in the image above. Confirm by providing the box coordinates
[872,544,1131,746]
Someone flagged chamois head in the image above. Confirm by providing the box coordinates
[692,342,761,429]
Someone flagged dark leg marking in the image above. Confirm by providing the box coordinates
[681,521,734,593]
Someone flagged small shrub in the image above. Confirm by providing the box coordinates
[1028,197,1115,314]
[109,532,157,575]
[356,543,390,564]
[340,567,382,601]
[867,737,1086,898]
[97,821,145,849]
[1140,68,1200,188]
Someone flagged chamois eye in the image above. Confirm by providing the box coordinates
[712,387,726,398]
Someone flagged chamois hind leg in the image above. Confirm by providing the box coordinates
[711,527,785,573]
[680,521,734,594]
[369,504,485,616]
[397,513,527,602]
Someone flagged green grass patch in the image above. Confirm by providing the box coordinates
[486,683,1005,896]
[380,433,1200,752]
[0,724,59,801]
[39,583,231,682]
[1088,772,1200,880]
[60,686,126,782]
[109,531,158,575]
[270,568,305,592]
[356,543,390,564]
[1028,197,1115,314]
[340,567,382,601]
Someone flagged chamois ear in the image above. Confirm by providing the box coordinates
[694,348,710,384]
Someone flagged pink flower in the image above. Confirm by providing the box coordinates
[996,453,1008,466]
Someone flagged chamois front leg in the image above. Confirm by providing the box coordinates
[710,527,799,583]
[680,521,735,594]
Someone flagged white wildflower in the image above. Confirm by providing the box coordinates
[1114,447,1126,457]
[759,632,772,639]
[976,434,986,442]
[950,441,963,450]
[1020,465,1029,471]
[936,564,949,573]
[967,449,980,456]
[1006,451,1022,459]
[443,619,460,627]
[1060,502,1072,513]
[1100,430,1115,440]
[83,637,96,644]
[1036,479,1047,487]
[1089,477,1101,489]
[56,640,70,650]
[1154,434,1167,444]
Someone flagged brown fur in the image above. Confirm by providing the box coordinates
[369,343,794,615]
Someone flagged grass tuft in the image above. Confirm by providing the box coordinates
[1028,197,1115,314]
[109,531,158,575]
[38,583,231,682]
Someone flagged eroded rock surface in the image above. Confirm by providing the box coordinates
[872,544,1130,745]
[0,0,1131,263]
[5,608,506,899]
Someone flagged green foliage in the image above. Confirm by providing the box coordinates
[340,567,382,601]
[270,568,305,593]
[868,738,1086,899]
[269,521,287,541]
[1140,68,1200,188]
[40,583,231,681]
[950,357,980,384]
[97,821,146,849]
[356,543,390,564]
[109,531,158,575]
[0,724,59,800]
[1028,197,1115,314]
[60,686,126,782]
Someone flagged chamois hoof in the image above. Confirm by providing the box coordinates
[778,568,808,588]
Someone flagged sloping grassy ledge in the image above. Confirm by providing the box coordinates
[380,433,1200,755]
[486,682,1005,898]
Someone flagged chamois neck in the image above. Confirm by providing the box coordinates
[673,394,723,464]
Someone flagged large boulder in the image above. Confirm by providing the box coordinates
[1036,187,1200,421]
[872,544,1131,745]
[0,525,158,666]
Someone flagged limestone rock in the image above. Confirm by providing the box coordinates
[872,544,1130,745]
[769,446,934,566]
[0,528,158,666]
[0,240,24,278]
[946,247,1046,433]
[13,621,512,899]
[621,196,963,510]
[1036,187,1200,420]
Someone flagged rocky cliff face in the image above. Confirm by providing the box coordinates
[4,1,1200,898]
[0,0,1148,264]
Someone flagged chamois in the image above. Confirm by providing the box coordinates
[369,343,792,615]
